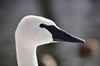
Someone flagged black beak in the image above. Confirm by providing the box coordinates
[53,29,85,43]
[40,24,85,43]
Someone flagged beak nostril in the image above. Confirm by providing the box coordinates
[65,34,71,37]
[61,31,71,37]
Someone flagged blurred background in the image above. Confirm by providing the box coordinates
[0,0,100,66]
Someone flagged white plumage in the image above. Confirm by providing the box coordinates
[15,15,85,66]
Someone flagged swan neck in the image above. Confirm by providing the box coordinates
[16,45,38,66]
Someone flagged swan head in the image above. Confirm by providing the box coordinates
[15,15,85,46]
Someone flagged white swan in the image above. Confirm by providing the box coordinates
[15,15,85,66]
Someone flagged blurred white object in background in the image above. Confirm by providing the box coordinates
[41,54,57,66]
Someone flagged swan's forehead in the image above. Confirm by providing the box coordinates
[35,17,56,26]
[24,15,56,26]
[41,20,55,26]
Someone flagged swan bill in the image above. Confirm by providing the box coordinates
[40,24,85,43]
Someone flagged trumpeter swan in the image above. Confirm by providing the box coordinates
[15,15,85,66]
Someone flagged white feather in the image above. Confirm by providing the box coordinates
[15,15,58,66]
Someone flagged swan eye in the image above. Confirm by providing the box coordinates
[40,24,47,28]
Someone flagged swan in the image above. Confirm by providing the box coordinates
[15,15,85,66]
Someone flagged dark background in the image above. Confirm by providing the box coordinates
[0,0,100,66]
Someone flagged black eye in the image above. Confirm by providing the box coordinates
[40,24,47,28]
